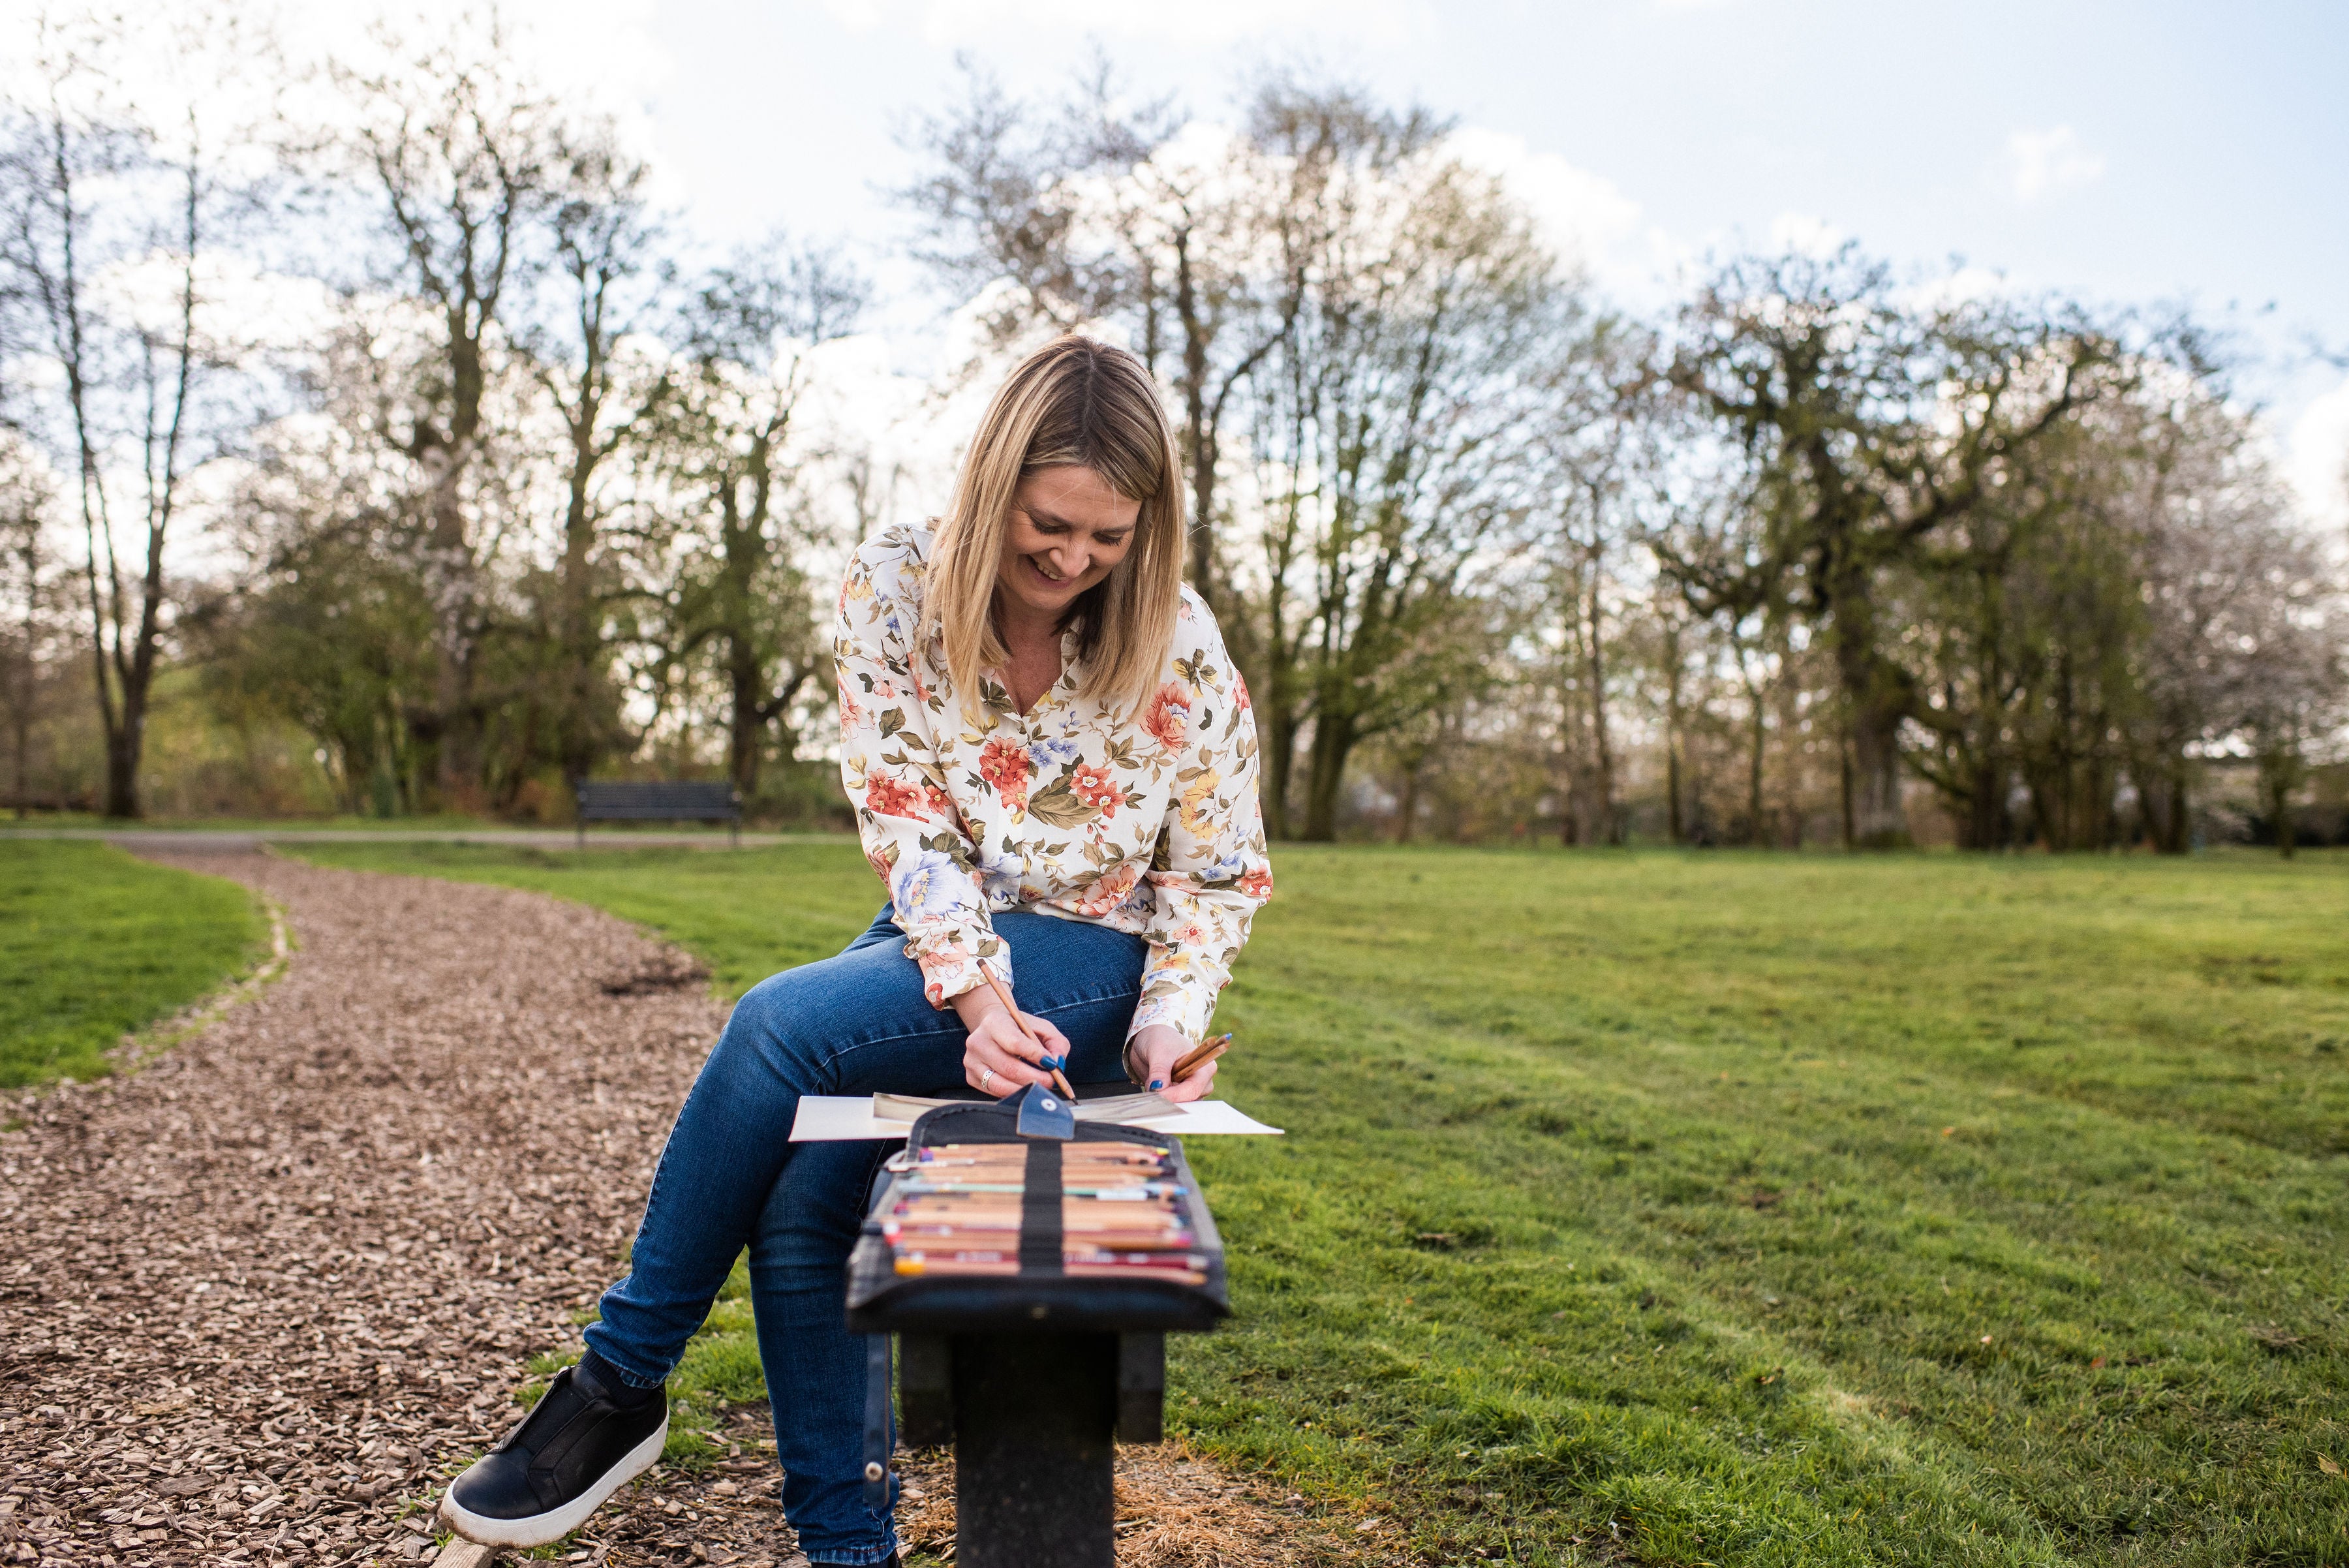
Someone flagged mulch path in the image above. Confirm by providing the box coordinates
[0,850,1328,1568]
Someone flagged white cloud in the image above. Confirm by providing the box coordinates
[2001,125,2106,205]
[821,0,1435,47]
[1768,211,1845,258]
[1894,264,2014,315]
[2285,373,2349,530]
[1445,126,1685,300]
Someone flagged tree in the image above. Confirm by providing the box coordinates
[898,65,1443,620]
[1663,248,2121,846]
[0,6,268,817]
[522,128,668,784]
[328,16,560,805]
[2123,389,2342,853]
[1241,146,1573,838]
[652,241,865,797]
[1529,320,1655,845]
[194,307,446,816]
[1899,404,2145,850]
[0,443,61,814]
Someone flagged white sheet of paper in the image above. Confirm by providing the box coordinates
[787,1094,1283,1141]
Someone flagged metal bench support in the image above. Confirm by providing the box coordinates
[896,1330,1165,1568]
[952,1332,1118,1568]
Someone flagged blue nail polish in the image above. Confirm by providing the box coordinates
[1149,1079,1164,1090]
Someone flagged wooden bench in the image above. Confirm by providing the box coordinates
[572,780,742,848]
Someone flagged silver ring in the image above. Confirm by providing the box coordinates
[979,1067,996,1092]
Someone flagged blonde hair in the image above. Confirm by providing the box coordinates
[921,335,1185,720]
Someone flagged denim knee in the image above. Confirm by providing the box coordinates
[708,970,838,1098]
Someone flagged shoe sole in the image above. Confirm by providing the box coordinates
[438,1412,669,1548]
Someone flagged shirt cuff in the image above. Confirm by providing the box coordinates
[908,938,1013,1012]
[1128,957,1219,1042]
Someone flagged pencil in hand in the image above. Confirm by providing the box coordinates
[982,972,1079,1101]
[1170,1032,1232,1086]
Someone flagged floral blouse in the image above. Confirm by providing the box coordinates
[835,522,1274,1042]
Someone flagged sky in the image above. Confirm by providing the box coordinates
[9,0,2346,523]
[591,0,2349,525]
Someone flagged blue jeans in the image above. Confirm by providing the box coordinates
[583,907,1147,1565]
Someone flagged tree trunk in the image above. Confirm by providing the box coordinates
[2144,758,2190,855]
[1257,677,1300,840]
[1173,232,1221,611]
[8,695,26,820]
[1662,621,1684,846]
[1817,543,1912,847]
[556,443,607,786]
[1300,706,1357,842]
[727,639,764,797]
[1583,569,1618,845]
[1840,675,1909,848]
[423,440,480,806]
[2260,746,2301,860]
[1963,754,2006,851]
[1394,759,1420,844]
[717,466,765,797]
[1837,717,1855,850]
[102,703,140,820]
[1743,679,1766,847]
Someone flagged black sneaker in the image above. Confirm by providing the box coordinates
[440,1361,669,1547]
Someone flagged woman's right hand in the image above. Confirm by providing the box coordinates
[951,989,1071,1098]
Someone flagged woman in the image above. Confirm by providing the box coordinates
[442,336,1272,1567]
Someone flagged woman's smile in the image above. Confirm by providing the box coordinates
[1024,552,1077,591]
[996,468,1139,612]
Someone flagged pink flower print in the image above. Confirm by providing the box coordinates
[1071,761,1120,818]
[865,775,930,820]
[977,737,1032,807]
[1141,683,1191,754]
[1071,861,1141,917]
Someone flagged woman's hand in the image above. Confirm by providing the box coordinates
[951,989,1071,1098]
[1126,1024,1216,1103]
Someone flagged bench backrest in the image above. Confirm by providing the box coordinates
[574,780,742,820]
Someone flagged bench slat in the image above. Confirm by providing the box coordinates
[572,780,743,837]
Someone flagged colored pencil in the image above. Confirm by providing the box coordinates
[982,972,1079,1101]
[1170,1032,1232,1084]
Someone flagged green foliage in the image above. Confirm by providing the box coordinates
[0,841,265,1089]
[287,841,2349,1564]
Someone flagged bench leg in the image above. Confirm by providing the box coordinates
[951,1332,1116,1568]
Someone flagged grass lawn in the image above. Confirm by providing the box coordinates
[1,840,267,1090]
[290,840,2349,1567]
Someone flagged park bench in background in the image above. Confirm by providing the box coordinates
[849,1092,1229,1568]
[572,780,743,848]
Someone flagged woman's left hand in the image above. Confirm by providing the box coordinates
[1126,1024,1216,1103]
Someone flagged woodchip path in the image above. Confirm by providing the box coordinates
[0,850,816,1567]
[0,850,1312,1568]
